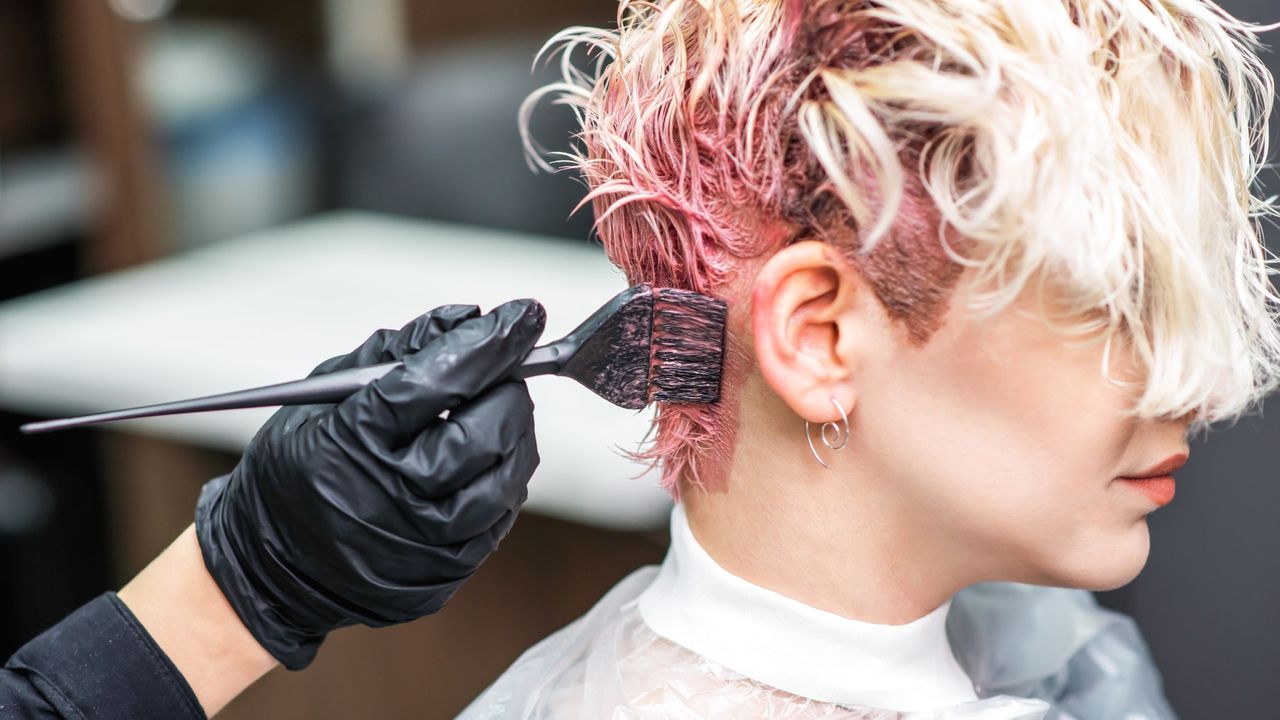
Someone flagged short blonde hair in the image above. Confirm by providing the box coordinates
[522,0,1280,493]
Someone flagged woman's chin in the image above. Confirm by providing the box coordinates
[1037,520,1153,591]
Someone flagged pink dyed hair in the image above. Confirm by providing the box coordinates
[521,0,961,496]
[522,0,1280,495]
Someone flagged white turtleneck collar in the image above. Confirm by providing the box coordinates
[635,504,979,713]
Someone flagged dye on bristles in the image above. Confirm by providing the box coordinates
[559,285,654,410]
[649,288,728,405]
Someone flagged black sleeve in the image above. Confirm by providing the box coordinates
[1,592,206,720]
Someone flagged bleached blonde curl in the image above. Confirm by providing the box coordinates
[805,0,1280,433]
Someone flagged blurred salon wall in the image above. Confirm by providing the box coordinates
[0,0,112,660]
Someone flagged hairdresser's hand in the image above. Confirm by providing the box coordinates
[194,299,546,670]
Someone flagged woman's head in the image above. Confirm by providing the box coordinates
[523,0,1280,590]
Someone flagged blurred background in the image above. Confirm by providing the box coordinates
[0,1,1275,718]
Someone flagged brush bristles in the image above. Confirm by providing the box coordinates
[649,288,727,404]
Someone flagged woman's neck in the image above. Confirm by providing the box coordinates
[679,402,977,625]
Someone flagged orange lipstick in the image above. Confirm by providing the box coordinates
[1117,475,1176,506]
[1116,453,1187,508]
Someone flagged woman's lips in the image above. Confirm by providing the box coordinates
[1116,475,1176,507]
[1115,452,1186,508]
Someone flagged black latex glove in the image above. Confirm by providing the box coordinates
[195,299,546,670]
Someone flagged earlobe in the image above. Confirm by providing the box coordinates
[751,241,862,424]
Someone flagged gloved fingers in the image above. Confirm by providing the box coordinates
[382,380,535,499]
[332,298,546,451]
[486,506,522,550]
[318,486,528,621]
[426,504,524,580]
[397,417,538,545]
[306,304,481,377]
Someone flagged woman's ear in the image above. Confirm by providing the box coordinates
[751,240,865,424]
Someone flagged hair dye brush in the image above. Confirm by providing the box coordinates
[19,285,727,434]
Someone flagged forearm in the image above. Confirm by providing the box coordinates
[118,524,278,717]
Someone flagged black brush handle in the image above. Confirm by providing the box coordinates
[19,343,571,435]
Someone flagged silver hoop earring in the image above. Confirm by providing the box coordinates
[805,397,850,470]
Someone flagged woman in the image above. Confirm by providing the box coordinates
[461,0,1280,716]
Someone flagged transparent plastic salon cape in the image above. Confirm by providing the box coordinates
[458,507,1175,720]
